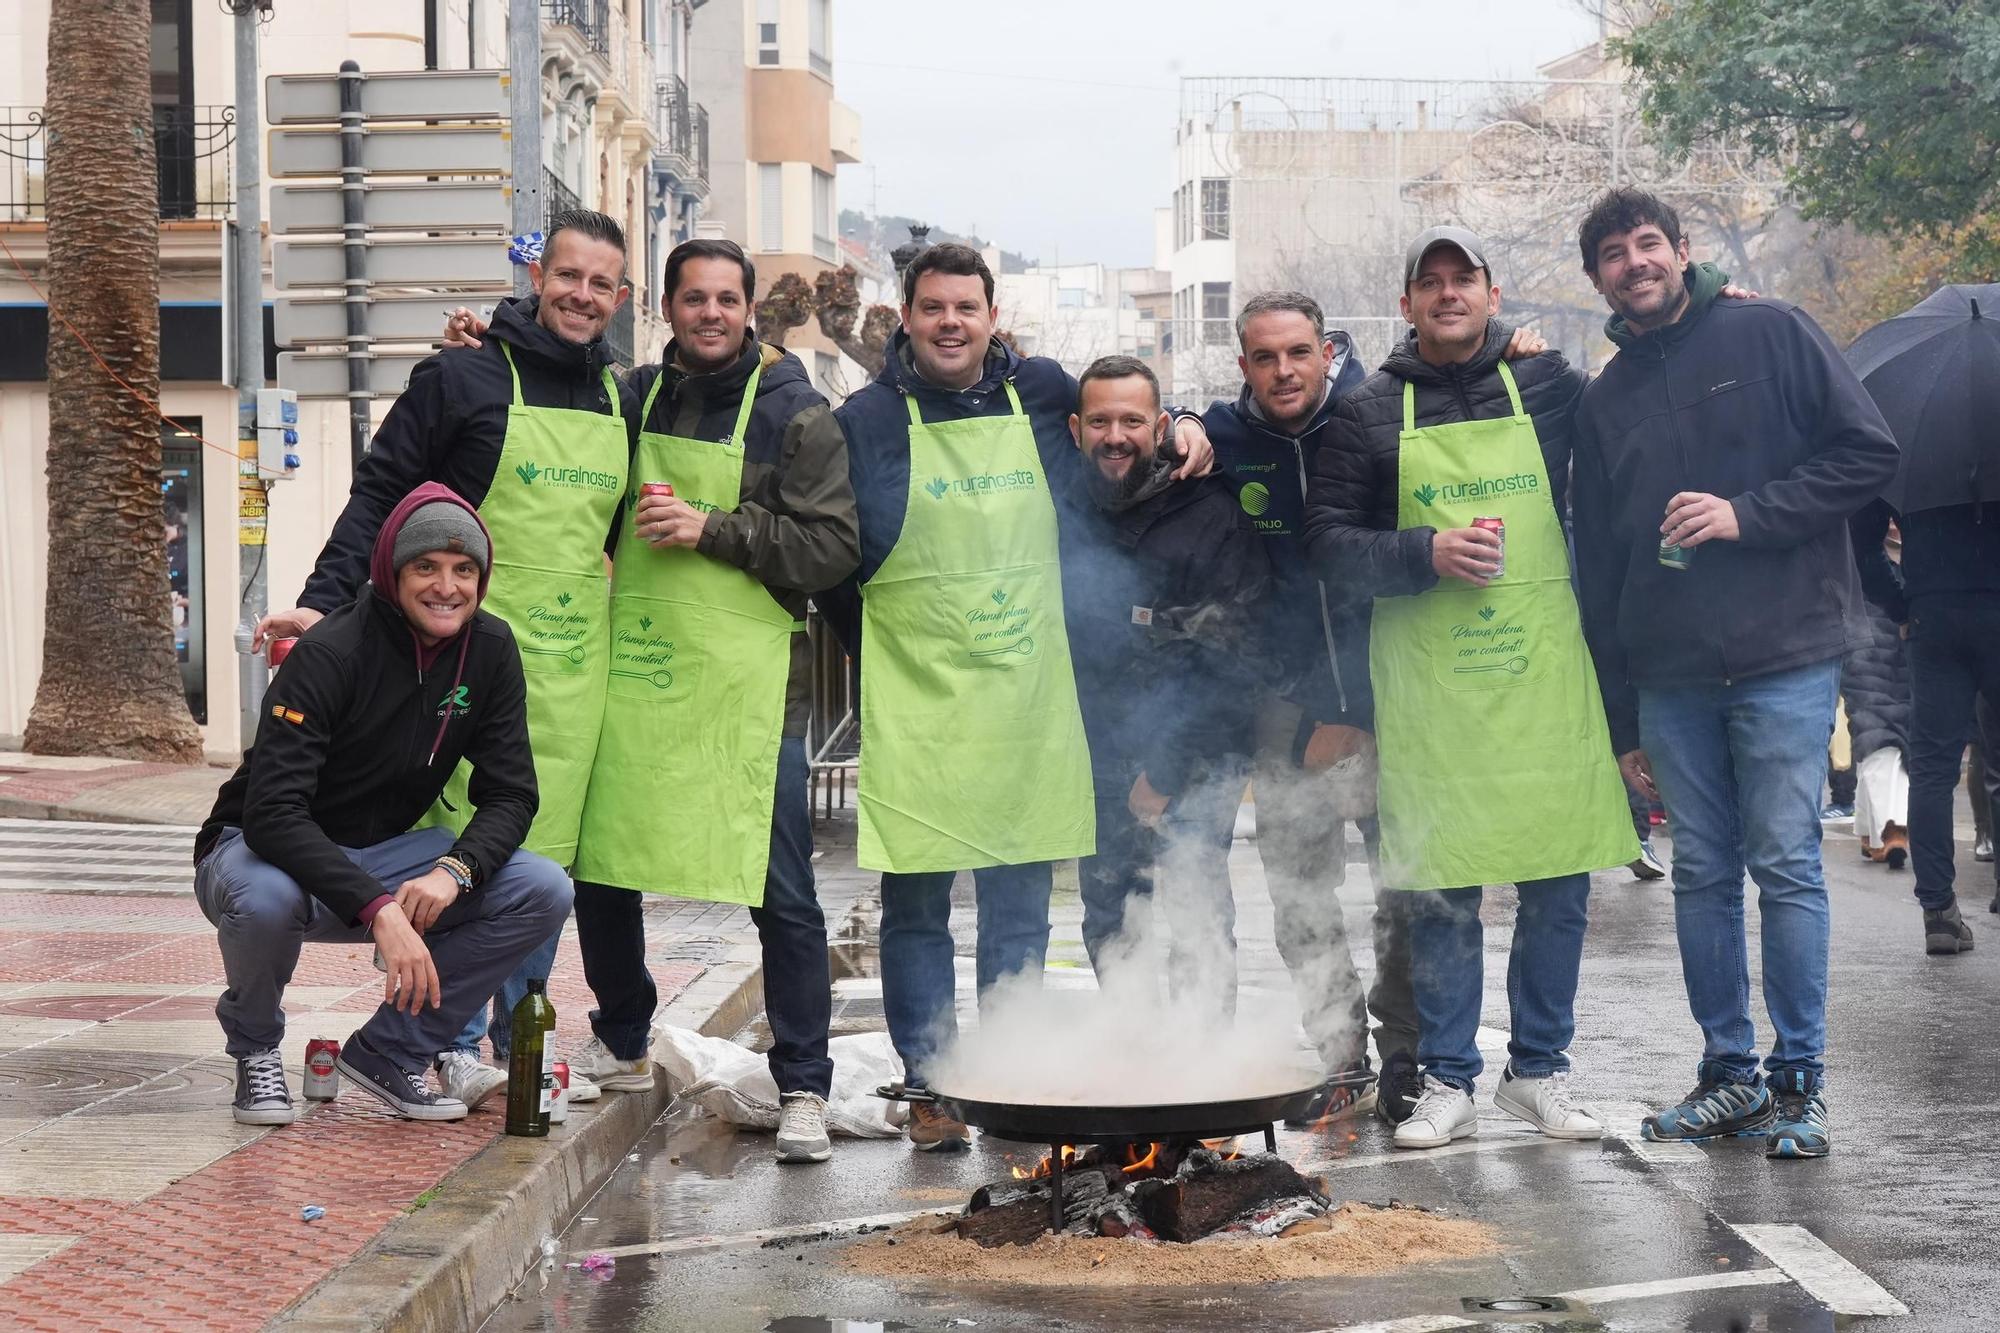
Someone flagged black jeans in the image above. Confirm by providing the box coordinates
[574,736,833,1096]
[1906,595,2000,908]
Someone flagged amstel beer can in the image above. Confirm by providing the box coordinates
[303,1038,340,1101]
[1472,516,1505,579]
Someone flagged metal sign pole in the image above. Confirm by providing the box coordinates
[233,3,269,749]
[509,0,540,298]
[339,60,370,466]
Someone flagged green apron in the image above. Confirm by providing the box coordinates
[1370,361,1636,891]
[428,342,627,868]
[856,380,1095,873]
[573,362,799,904]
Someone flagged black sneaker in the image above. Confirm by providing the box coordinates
[1286,1063,1377,1127]
[1375,1051,1423,1126]
[1924,902,1975,955]
[232,1047,299,1126]
[337,1031,468,1121]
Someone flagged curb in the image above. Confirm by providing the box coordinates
[267,955,765,1333]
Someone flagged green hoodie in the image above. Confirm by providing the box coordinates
[1604,261,1731,349]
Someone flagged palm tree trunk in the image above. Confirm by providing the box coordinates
[24,0,203,762]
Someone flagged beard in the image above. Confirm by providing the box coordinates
[1084,438,1179,512]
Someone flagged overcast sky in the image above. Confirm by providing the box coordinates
[833,0,1603,268]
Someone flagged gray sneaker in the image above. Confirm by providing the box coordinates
[233,1048,299,1126]
[776,1091,832,1163]
[338,1032,467,1121]
[1628,839,1667,881]
[434,1049,507,1110]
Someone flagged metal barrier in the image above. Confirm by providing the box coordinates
[805,605,859,821]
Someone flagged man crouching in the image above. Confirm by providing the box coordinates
[193,482,572,1124]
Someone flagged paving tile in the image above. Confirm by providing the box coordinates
[0,1235,77,1283]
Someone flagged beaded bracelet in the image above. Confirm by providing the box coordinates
[434,856,474,893]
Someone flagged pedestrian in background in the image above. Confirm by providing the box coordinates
[1844,501,1911,870]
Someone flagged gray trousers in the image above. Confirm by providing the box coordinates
[1252,695,1419,1069]
[194,826,573,1073]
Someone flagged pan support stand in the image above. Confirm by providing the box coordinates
[1047,1144,1066,1232]
[1264,1124,1277,1153]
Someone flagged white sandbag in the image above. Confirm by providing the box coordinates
[653,1025,909,1138]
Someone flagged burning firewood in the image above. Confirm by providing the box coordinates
[1136,1150,1329,1244]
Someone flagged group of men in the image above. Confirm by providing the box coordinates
[195,179,1904,1168]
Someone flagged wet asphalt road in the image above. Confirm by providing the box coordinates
[485,812,2000,1333]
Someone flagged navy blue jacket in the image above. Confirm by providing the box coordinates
[819,331,1099,652]
[1201,342,1372,731]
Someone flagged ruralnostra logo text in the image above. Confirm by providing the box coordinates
[1413,472,1541,507]
[924,470,1037,499]
[516,460,620,492]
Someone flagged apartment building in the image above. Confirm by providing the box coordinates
[0,0,713,750]
[688,0,861,395]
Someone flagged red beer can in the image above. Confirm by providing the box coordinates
[268,637,298,669]
[550,1060,571,1124]
[304,1038,340,1101]
[1472,515,1505,580]
[639,482,674,499]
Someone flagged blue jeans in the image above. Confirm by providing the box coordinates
[194,827,572,1073]
[566,738,833,1097]
[449,916,563,1061]
[1404,874,1591,1091]
[1906,595,2000,909]
[879,860,1051,1086]
[1638,658,1840,1081]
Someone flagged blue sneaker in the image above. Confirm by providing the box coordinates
[1641,1060,1774,1141]
[1764,1069,1830,1159]
[1819,802,1854,823]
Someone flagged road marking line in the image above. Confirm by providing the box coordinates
[1312,1267,1791,1332]
[587,1208,956,1260]
[1300,1129,1559,1174]
[1732,1223,1909,1317]
[1597,1100,1707,1165]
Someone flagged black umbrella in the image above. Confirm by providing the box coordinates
[1846,282,2000,513]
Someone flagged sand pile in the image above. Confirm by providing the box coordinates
[843,1201,1498,1287]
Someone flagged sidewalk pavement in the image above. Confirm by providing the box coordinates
[0,745,877,1332]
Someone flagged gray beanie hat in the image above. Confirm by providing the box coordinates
[392,501,491,575]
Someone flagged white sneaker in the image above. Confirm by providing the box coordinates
[434,1050,507,1110]
[775,1091,833,1164]
[566,1069,601,1103]
[1495,1068,1603,1139]
[1629,839,1667,881]
[567,1034,654,1093]
[1392,1075,1479,1150]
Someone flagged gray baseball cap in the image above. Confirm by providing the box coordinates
[1404,225,1492,285]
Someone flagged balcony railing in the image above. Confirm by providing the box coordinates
[651,76,709,187]
[542,0,611,58]
[543,168,583,224]
[2,104,235,223]
[605,299,635,369]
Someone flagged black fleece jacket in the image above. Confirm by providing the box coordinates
[1068,475,1276,796]
[1303,321,1585,606]
[299,297,638,612]
[195,591,537,925]
[1572,278,1900,752]
[626,337,859,733]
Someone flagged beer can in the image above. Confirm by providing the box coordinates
[1472,516,1505,579]
[550,1060,571,1124]
[304,1038,340,1101]
[639,482,674,499]
[1658,539,1694,571]
[268,637,297,669]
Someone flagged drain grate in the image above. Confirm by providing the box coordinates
[1459,1296,1600,1326]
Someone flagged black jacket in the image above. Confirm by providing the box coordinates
[1201,359,1372,730]
[1854,501,2000,623]
[299,297,638,612]
[1304,320,1585,605]
[1572,279,1901,753]
[627,337,859,733]
[1069,476,1275,796]
[196,592,537,925]
[1843,500,1910,763]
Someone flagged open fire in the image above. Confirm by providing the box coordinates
[960,1143,1331,1248]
